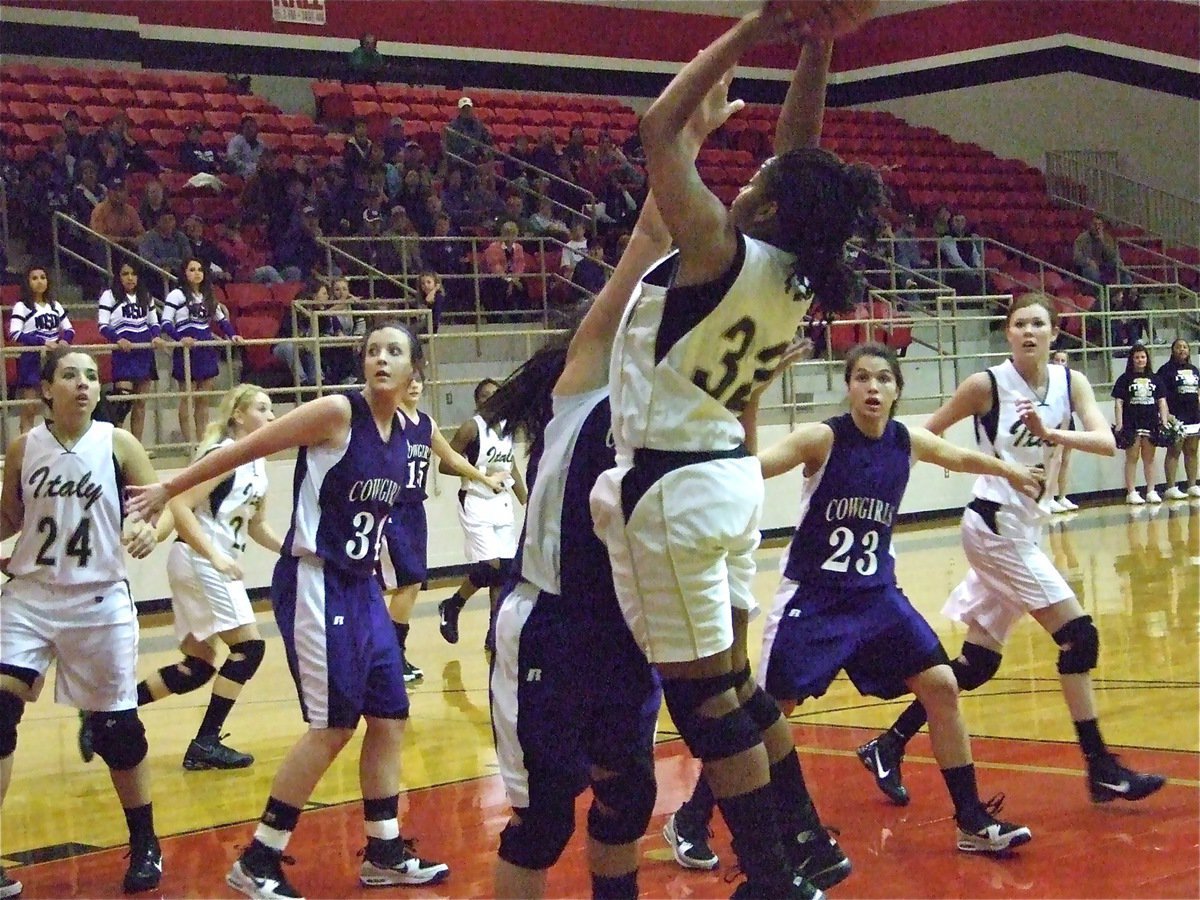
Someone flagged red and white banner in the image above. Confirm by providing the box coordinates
[271,0,325,26]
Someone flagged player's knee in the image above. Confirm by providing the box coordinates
[739,676,784,734]
[219,640,265,685]
[588,754,657,846]
[90,709,148,771]
[1053,615,1099,675]
[0,691,26,758]
[950,642,1003,691]
[917,665,960,713]
[498,795,576,871]
[160,655,217,696]
[661,673,760,763]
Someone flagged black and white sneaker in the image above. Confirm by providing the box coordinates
[438,598,463,644]
[122,835,163,894]
[1087,754,1166,803]
[856,736,909,806]
[183,734,254,770]
[0,866,22,899]
[956,795,1032,854]
[227,850,303,899]
[359,839,449,886]
[663,811,719,870]
[403,659,423,682]
[792,826,852,890]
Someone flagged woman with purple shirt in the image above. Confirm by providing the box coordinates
[98,262,165,441]
[162,257,243,444]
[8,265,74,434]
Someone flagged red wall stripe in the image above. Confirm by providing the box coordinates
[7,0,1197,70]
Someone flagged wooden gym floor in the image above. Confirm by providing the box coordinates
[3,501,1198,898]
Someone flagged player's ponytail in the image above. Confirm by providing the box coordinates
[195,383,262,459]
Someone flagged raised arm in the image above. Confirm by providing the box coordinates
[909,426,1042,498]
[758,422,833,480]
[774,37,833,154]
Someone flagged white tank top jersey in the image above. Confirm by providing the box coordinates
[609,233,811,459]
[973,359,1072,521]
[461,414,516,499]
[8,421,126,587]
[188,438,269,559]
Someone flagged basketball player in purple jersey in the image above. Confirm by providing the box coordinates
[129,322,504,898]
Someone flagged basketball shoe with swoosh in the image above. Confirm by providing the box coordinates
[955,794,1032,854]
[856,735,909,806]
[1087,753,1166,803]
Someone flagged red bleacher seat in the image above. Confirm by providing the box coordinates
[149,128,182,150]
[128,108,171,129]
[9,101,50,123]
[71,321,114,383]
[96,86,133,106]
[828,305,868,355]
[135,89,172,108]
[205,110,242,131]
[237,95,274,114]
[22,123,60,144]
[203,91,240,111]
[238,315,286,377]
[223,283,277,315]
[5,64,50,84]
[165,108,206,129]
[126,71,166,90]
[23,83,64,104]
[169,91,206,110]
[272,282,303,306]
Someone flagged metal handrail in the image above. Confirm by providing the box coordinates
[51,211,179,301]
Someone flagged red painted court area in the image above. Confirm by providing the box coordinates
[12,724,1198,898]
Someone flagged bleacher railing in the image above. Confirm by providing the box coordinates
[1045,150,1200,248]
[51,211,179,304]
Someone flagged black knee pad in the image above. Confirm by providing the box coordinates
[108,387,134,425]
[1053,615,1099,675]
[219,640,265,685]
[0,691,25,758]
[661,673,760,762]
[468,561,499,588]
[740,678,784,734]
[950,642,1003,691]
[498,793,577,871]
[588,754,657,846]
[90,709,148,771]
[160,655,217,695]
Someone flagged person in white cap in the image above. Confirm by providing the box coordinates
[444,96,491,168]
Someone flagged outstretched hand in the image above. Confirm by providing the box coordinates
[685,69,746,145]
[126,482,169,523]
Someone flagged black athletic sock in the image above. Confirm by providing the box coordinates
[592,871,637,899]
[1074,718,1107,760]
[890,700,928,745]
[679,773,717,828]
[251,797,302,855]
[197,694,236,739]
[393,622,410,653]
[124,803,155,843]
[940,764,986,828]
[769,750,822,837]
[715,782,792,893]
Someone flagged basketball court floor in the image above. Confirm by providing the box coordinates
[4,500,1198,898]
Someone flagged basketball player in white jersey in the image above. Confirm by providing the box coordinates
[0,347,162,896]
[589,7,883,897]
[132,385,282,771]
[858,293,1166,808]
[437,378,528,648]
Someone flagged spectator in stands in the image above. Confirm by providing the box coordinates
[570,240,608,297]
[48,133,76,185]
[561,126,587,174]
[343,118,374,175]
[461,169,504,231]
[15,149,70,250]
[138,179,169,230]
[275,205,324,282]
[273,277,330,387]
[227,116,265,178]
[109,112,159,175]
[182,215,231,284]
[938,212,983,296]
[89,176,144,250]
[138,209,192,275]
[402,139,428,175]
[346,32,386,84]
[417,271,445,334]
[381,206,424,281]
[323,276,359,383]
[314,163,347,235]
[424,212,468,307]
[1073,215,1127,289]
[494,191,532,237]
[622,123,646,168]
[893,212,928,270]
[213,218,286,283]
[596,130,639,186]
[931,204,952,238]
[528,198,570,243]
[410,192,441,238]
[382,118,407,163]
[69,159,106,225]
[528,128,560,176]
[61,108,85,162]
[443,97,491,168]
[559,219,588,277]
[336,167,372,236]
[180,123,220,175]
[482,220,528,315]
[81,132,126,186]
[504,133,537,183]
[396,166,432,221]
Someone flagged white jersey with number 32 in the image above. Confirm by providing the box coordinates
[8,421,126,587]
[193,438,269,559]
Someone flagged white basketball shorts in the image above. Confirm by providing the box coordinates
[167,542,255,643]
[458,491,517,562]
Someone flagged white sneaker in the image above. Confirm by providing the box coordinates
[1188,485,1200,498]
[1126,491,1145,505]
[1047,499,1066,513]
[1058,496,1079,511]
[359,841,449,887]
[1163,486,1188,500]
[1145,489,1163,503]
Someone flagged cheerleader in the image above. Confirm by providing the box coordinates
[98,262,164,441]
[1113,343,1170,504]
[8,265,73,434]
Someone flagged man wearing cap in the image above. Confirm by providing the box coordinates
[90,177,144,250]
[443,96,491,169]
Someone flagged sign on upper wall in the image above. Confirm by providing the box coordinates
[271,0,325,26]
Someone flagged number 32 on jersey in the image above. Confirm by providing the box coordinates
[691,316,790,413]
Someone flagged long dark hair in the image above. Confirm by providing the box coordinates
[758,148,887,313]
[177,257,216,320]
[1125,342,1153,375]
[357,318,424,374]
[19,265,54,307]
[844,341,903,418]
[478,334,573,457]
[111,263,154,317]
